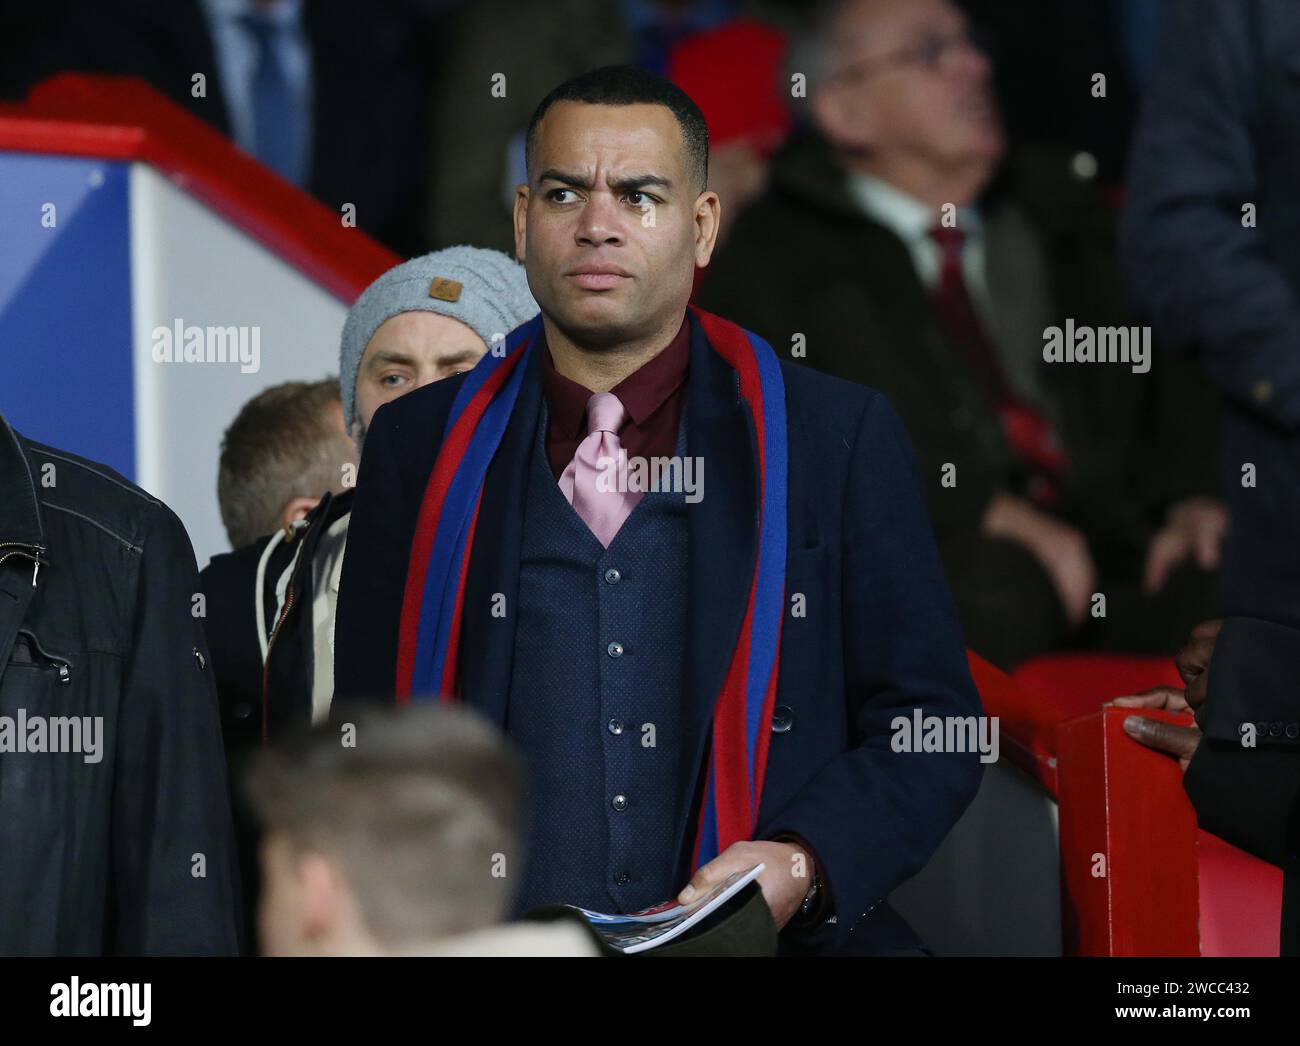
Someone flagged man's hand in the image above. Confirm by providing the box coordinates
[1114,685,1200,768]
[1142,497,1228,595]
[982,493,1097,628]
[677,839,810,930]
[1113,618,1223,766]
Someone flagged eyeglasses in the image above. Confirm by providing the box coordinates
[828,26,992,85]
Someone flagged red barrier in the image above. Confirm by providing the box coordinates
[0,74,400,303]
[1198,831,1284,956]
[1057,706,1200,956]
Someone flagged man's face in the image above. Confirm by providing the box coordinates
[514,101,718,349]
[815,0,1003,173]
[353,312,488,441]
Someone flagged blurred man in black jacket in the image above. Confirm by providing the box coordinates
[0,414,239,955]
[1123,0,1300,625]
[1121,3,1300,955]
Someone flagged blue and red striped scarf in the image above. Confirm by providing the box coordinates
[395,306,787,868]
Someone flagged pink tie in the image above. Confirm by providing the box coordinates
[558,391,643,547]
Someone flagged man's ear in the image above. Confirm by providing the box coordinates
[812,84,874,153]
[280,495,321,532]
[513,184,530,263]
[693,189,722,268]
[298,851,346,944]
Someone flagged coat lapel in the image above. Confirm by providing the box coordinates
[673,314,759,863]
[459,344,544,731]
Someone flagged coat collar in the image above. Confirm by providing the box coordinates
[458,337,547,727]
[0,415,45,690]
[675,308,758,863]
[0,415,44,549]
[767,127,868,221]
[265,486,356,731]
[768,125,1017,232]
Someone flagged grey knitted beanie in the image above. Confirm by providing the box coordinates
[339,246,538,431]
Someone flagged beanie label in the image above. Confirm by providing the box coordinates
[428,277,463,302]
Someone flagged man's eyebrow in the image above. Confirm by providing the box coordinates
[437,349,481,365]
[607,173,674,193]
[536,169,674,193]
[537,168,593,189]
[364,350,417,369]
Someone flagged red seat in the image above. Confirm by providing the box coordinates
[1012,652,1182,715]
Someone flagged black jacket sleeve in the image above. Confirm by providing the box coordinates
[1184,616,1300,868]
[1200,617,1300,743]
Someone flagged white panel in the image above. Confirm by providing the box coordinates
[129,163,348,568]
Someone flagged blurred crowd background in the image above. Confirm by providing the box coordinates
[0,0,1244,669]
[4,0,1157,255]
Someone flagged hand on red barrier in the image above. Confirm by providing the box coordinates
[1112,618,1224,768]
[1114,686,1199,768]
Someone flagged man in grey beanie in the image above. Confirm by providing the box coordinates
[342,245,539,446]
[196,246,535,950]
[204,244,537,739]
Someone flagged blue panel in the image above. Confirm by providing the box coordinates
[0,153,135,479]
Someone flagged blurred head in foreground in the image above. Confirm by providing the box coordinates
[245,704,526,956]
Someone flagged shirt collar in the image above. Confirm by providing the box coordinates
[846,171,982,243]
[326,517,349,594]
[541,316,690,435]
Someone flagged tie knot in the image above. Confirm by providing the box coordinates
[585,392,626,436]
[928,224,965,252]
[238,11,280,45]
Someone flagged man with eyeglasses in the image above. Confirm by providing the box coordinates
[701,0,1224,670]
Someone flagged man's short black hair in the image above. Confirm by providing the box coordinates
[525,65,709,190]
